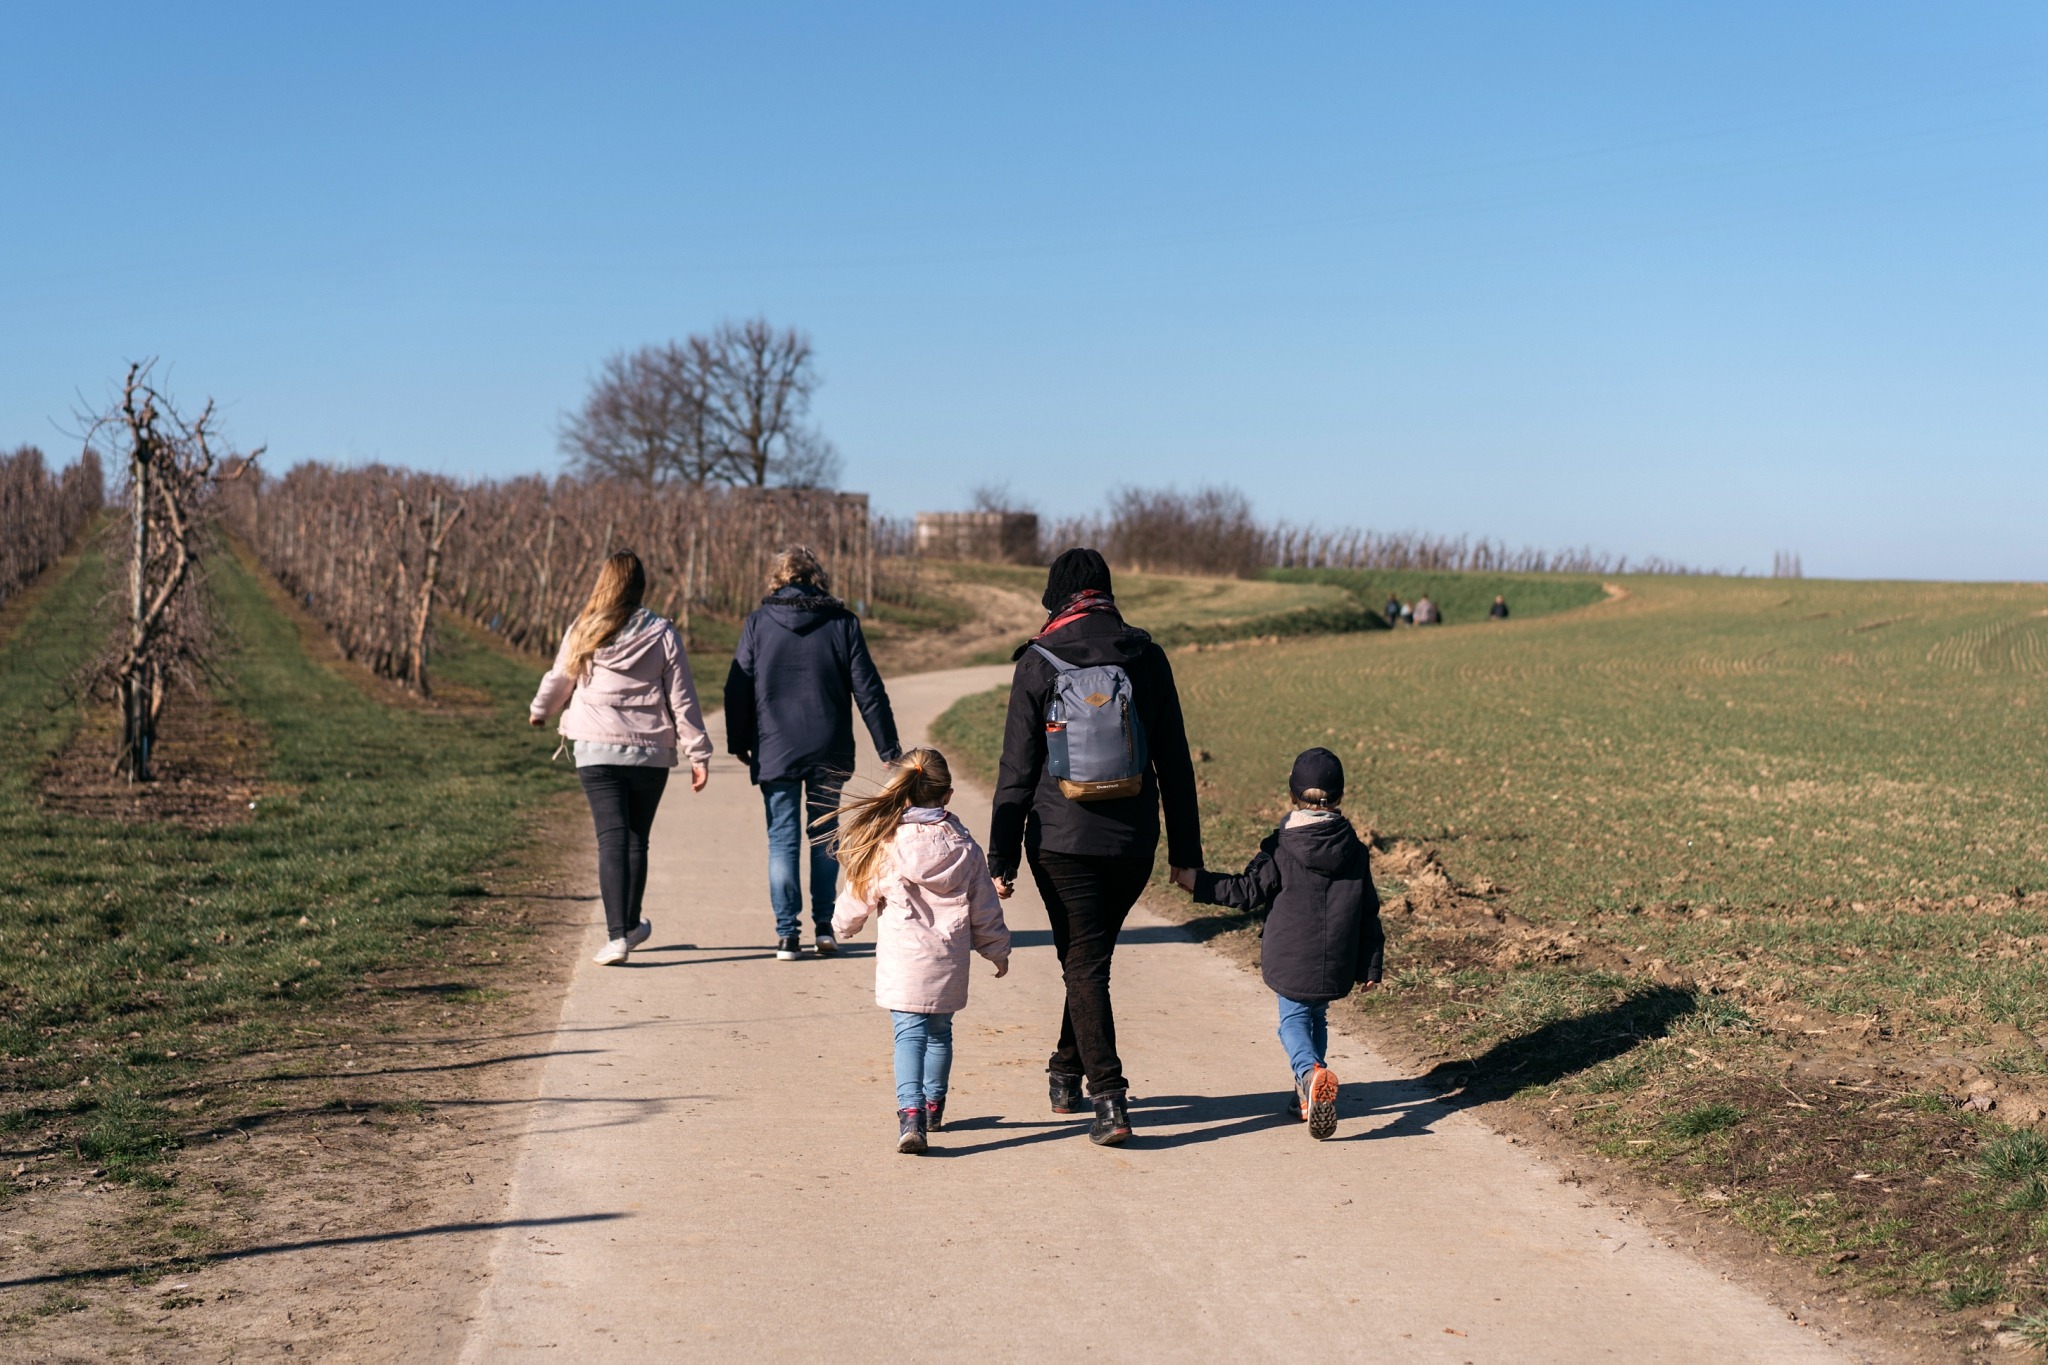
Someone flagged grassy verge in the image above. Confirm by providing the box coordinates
[0,542,577,1188]
[931,570,2048,1343]
[931,559,1375,653]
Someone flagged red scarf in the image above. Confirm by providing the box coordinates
[1034,589,1118,640]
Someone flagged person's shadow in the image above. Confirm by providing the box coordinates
[1330,983,1700,1141]
[1087,984,1699,1149]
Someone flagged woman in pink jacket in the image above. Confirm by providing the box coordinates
[530,552,713,965]
[832,748,1010,1153]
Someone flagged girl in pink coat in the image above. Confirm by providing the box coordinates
[831,748,1010,1154]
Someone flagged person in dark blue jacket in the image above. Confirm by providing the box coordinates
[724,545,902,960]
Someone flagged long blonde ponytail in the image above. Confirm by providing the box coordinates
[827,747,954,901]
[564,551,647,679]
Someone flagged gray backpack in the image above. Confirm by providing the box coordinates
[1032,644,1148,801]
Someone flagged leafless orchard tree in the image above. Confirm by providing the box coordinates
[83,362,259,781]
[559,319,839,491]
[224,463,466,695]
[235,466,897,688]
[0,444,103,608]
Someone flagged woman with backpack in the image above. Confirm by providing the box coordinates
[530,551,712,966]
[988,548,1204,1146]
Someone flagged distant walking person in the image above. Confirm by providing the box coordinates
[1413,595,1440,625]
[1489,595,1509,620]
[725,545,902,961]
[1382,594,1402,627]
[530,551,712,966]
[831,748,1011,1154]
[989,548,1203,1146]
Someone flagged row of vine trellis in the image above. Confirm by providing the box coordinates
[228,464,891,694]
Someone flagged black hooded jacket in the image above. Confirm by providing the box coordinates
[723,585,901,785]
[1192,813,1382,1002]
[988,610,1203,880]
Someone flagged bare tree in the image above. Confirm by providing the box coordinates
[83,362,258,781]
[400,491,465,693]
[558,345,718,487]
[694,319,836,488]
[969,481,1034,515]
[0,444,103,607]
[561,322,840,489]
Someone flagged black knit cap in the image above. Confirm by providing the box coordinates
[1290,747,1345,805]
[1041,547,1113,611]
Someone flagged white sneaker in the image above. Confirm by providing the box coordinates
[625,919,653,950]
[593,937,631,965]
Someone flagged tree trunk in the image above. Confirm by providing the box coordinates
[119,441,151,781]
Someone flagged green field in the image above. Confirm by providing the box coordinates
[936,570,2048,1324]
[930,560,1604,653]
[0,544,576,1188]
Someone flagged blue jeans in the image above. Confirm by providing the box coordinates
[1277,995,1328,1079]
[891,1010,954,1110]
[760,776,844,940]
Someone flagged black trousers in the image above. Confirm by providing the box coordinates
[578,765,669,941]
[1028,848,1155,1095]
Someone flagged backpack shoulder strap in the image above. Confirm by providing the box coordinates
[1030,643,1079,674]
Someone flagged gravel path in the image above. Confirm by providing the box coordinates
[460,663,1846,1362]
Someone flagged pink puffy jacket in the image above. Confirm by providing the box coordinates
[528,609,713,762]
[833,810,1011,1015]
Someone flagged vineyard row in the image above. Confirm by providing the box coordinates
[0,446,104,609]
[227,464,901,693]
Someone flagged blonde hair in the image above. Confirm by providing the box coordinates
[564,551,647,680]
[769,544,829,592]
[827,747,954,901]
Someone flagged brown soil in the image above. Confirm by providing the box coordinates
[39,685,269,829]
[0,796,594,1361]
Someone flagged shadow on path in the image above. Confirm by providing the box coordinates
[0,1213,630,1290]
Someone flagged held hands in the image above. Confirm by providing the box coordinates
[1169,865,1198,893]
[690,761,710,793]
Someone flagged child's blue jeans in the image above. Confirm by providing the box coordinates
[891,1010,954,1110]
[1277,995,1328,1078]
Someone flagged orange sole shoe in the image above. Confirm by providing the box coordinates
[1306,1064,1339,1140]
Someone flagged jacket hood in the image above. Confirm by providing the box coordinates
[760,584,845,636]
[592,608,669,669]
[891,815,988,897]
[1012,610,1151,664]
[1278,811,1363,875]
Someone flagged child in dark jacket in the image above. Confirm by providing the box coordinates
[1171,748,1382,1140]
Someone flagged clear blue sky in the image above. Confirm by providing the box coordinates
[5,4,2044,579]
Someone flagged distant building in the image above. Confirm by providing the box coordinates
[915,511,1040,564]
